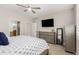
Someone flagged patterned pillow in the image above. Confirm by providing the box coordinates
[0,32,9,45]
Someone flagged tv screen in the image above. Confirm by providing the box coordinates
[42,18,54,27]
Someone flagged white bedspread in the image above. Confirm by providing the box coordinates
[0,36,48,55]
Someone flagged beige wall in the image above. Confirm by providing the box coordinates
[0,7,32,36]
[34,8,75,32]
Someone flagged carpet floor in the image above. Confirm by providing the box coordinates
[48,43,74,55]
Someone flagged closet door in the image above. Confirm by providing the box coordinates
[32,23,37,37]
[65,25,76,54]
[20,22,32,36]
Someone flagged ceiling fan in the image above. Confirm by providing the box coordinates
[16,4,40,14]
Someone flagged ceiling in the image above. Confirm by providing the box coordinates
[0,4,74,19]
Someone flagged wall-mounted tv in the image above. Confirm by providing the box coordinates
[41,18,54,27]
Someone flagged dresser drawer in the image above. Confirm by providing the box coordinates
[40,37,54,44]
[39,35,55,44]
[39,35,54,39]
[39,32,54,36]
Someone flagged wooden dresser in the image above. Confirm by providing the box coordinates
[38,31,55,44]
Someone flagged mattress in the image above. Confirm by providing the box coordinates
[0,36,49,55]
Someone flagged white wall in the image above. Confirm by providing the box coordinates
[76,4,79,55]
[34,8,75,32]
[0,7,32,36]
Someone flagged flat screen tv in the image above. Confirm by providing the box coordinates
[42,18,54,27]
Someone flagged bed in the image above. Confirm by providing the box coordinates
[0,35,49,55]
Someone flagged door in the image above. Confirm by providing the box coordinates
[65,25,76,54]
[17,21,20,35]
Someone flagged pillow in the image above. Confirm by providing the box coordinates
[0,32,9,45]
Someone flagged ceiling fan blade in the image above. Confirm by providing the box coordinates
[32,10,36,14]
[24,9,28,12]
[31,7,40,9]
[16,4,28,8]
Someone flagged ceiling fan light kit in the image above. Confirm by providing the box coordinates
[28,7,32,11]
